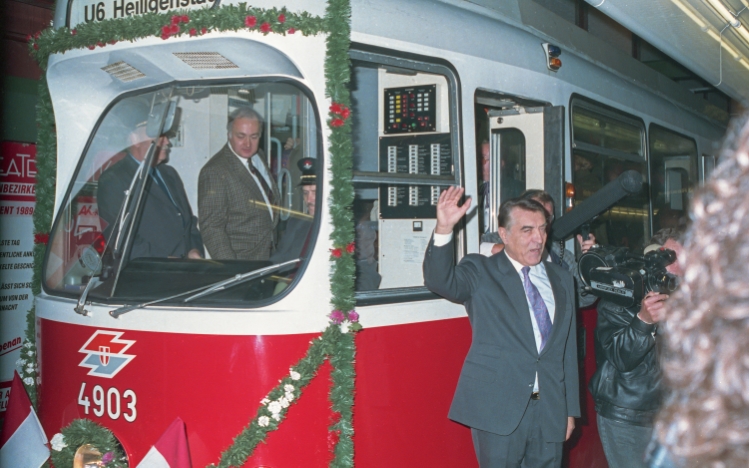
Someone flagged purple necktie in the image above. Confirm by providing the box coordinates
[521,266,552,351]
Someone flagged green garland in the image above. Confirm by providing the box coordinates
[24,1,359,467]
[50,419,128,468]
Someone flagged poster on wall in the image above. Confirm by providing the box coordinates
[0,141,36,413]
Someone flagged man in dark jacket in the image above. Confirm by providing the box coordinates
[589,228,684,468]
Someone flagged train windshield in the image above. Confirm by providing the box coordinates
[43,82,321,306]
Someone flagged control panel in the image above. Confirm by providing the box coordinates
[383,85,437,134]
[379,133,451,218]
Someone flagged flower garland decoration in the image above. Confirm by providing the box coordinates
[25,1,359,467]
[50,419,128,468]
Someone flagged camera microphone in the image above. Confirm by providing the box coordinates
[550,170,643,241]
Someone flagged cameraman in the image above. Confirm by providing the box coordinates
[590,228,684,468]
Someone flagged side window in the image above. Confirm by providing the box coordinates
[350,53,459,294]
[43,82,321,305]
[649,124,697,232]
[571,98,648,248]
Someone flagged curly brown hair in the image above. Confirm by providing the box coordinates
[656,112,749,467]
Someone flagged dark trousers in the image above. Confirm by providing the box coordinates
[597,414,652,468]
[471,399,563,468]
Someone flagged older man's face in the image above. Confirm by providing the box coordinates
[228,117,261,159]
[499,207,548,267]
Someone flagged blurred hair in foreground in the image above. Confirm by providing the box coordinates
[657,112,749,467]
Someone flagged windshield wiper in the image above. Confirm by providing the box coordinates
[109,259,300,318]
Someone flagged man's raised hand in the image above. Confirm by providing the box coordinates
[435,186,472,234]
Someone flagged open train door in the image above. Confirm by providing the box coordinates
[485,104,565,233]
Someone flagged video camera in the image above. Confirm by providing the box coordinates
[549,169,677,307]
[577,245,678,308]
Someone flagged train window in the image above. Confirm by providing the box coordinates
[349,52,460,297]
[649,124,697,232]
[571,98,649,248]
[43,82,321,306]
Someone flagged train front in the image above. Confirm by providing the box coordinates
[35,2,336,465]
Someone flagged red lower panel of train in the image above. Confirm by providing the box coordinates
[38,314,603,467]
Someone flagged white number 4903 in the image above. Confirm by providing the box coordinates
[78,382,136,422]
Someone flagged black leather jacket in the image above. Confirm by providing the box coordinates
[589,299,661,426]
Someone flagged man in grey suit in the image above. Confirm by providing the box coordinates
[198,107,279,260]
[423,186,579,467]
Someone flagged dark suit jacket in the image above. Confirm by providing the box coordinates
[269,217,311,264]
[97,155,203,259]
[423,237,580,442]
[198,145,280,260]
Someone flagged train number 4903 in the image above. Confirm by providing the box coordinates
[78,382,136,422]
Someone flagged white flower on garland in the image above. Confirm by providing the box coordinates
[26,350,34,357]
[284,384,294,393]
[50,433,67,451]
[285,392,294,402]
[23,342,32,349]
[258,416,270,427]
[267,401,282,415]
[23,377,33,386]
[278,396,289,409]
[16,358,24,367]
[260,398,270,405]
[289,369,301,381]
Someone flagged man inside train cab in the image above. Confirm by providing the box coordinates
[198,107,279,261]
[97,99,204,260]
[270,157,316,264]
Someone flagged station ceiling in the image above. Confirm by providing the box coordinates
[587,0,749,103]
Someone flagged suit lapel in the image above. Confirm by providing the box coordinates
[541,262,568,356]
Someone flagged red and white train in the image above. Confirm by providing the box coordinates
[36,0,725,466]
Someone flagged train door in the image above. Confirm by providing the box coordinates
[475,95,565,237]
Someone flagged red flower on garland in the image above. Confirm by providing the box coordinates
[96,41,105,48]
[189,28,197,36]
[327,429,341,451]
[71,29,77,36]
[330,248,343,258]
[170,24,179,34]
[288,28,296,34]
[340,107,350,119]
[260,22,271,33]
[108,40,117,45]
[171,15,181,25]
[330,103,342,114]
[87,44,95,49]
[245,15,257,27]
[181,15,189,23]
[161,25,171,36]
[278,13,286,23]
[330,118,344,128]
[348,310,360,323]
[34,233,49,245]
[201,27,207,35]
[26,34,32,42]
[346,242,355,254]
[34,32,40,39]
[33,43,39,50]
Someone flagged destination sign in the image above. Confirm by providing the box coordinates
[69,0,216,27]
